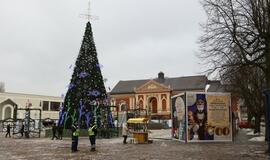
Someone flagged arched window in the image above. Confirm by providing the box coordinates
[150,98,157,113]
[120,103,126,111]
[162,99,167,111]
[4,107,12,119]
[139,100,143,109]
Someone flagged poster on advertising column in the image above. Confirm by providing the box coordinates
[207,95,232,141]
[171,94,186,142]
[187,92,232,142]
[187,93,211,142]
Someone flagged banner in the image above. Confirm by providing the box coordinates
[171,94,186,141]
[207,95,231,140]
[187,93,231,142]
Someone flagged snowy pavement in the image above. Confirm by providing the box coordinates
[148,129,171,139]
[0,129,268,160]
[239,128,266,142]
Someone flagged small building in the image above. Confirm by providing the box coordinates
[110,72,208,121]
[0,92,62,122]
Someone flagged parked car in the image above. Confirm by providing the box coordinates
[239,119,255,129]
[239,121,248,129]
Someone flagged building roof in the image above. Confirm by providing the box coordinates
[0,98,17,106]
[110,75,208,94]
[0,92,62,100]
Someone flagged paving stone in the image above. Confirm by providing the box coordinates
[0,129,268,159]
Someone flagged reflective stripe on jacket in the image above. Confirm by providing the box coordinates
[73,130,80,137]
[88,126,95,136]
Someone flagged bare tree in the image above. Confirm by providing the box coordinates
[222,65,265,133]
[200,0,270,87]
[199,0,270,135]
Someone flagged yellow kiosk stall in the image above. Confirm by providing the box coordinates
[127,118,151,144]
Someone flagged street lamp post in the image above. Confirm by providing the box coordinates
[25,100,32,138]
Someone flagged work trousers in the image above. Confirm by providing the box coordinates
[123,135,127,144]
[71,136,78,152]
[89,135,96,151]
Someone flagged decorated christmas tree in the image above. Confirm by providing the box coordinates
[59,21,111,129]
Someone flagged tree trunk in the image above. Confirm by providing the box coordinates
[266,42,270,88]
[266,62,270,89]
[265,109,268,141]
[263,48,269,140]
[248,112,253,127]
[254,114,261,134]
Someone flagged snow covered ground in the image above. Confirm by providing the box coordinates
[241,128,266,142]
[148,129,171,139]
[246,131,263,136]
[0,129,267,160]
[249,136,265,142]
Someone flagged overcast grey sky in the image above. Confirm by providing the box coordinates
[0,0,207,96]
